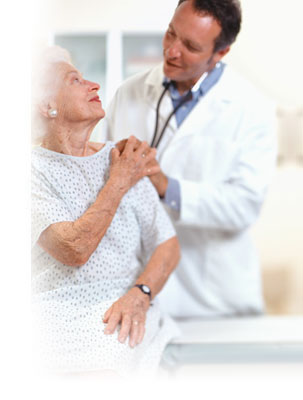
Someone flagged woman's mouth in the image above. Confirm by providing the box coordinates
[89,96,101,103]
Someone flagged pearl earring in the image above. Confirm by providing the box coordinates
[48,109,58,118]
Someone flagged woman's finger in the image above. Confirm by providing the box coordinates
[110,147,120,163]
[145,164,161,176]
[143,147,157,163]
[103,305,113,323]
[115,139,128,153]
[129,320,140,348]
[135,141,149,158]
[122,135,136,155]
[118,315,132,344]
[104,312,121,334]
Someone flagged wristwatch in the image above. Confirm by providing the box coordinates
[134,284,152,300]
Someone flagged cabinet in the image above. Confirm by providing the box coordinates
[54,31,163,106]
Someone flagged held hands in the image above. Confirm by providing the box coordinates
[109,136,159,194]
[103,287,150,348]
[115,137,168,197]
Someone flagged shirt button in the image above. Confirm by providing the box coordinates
[171,200,176,207]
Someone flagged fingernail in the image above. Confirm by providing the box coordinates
[119,336,126,343]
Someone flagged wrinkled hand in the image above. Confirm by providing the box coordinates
[115,137,168,197]
[103,288,150,348]
[115,137,141,153]
[110,136,159,194]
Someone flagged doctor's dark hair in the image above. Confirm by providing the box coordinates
[177,0,242,52]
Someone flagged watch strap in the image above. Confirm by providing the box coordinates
[134,284,152,300]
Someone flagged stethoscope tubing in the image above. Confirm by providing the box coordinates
[151,82,192,148]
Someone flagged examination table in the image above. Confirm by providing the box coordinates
[162,316,303,370]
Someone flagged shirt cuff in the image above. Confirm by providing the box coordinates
[163,177,181,212]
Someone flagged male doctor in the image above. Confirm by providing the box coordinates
[102,0,276,318]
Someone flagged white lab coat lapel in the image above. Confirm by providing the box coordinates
[144,64,233,160]
[171,85,231,144]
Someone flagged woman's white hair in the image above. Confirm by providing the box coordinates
[32,46,72,144]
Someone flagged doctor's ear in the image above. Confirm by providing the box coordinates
[214,46,230,63]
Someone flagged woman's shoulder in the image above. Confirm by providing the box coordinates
[88,142,105,153]
[89,141,116,154]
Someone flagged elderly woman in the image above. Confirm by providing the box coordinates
[31,47,180,376]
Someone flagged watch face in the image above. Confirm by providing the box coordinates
[142,285,150,294]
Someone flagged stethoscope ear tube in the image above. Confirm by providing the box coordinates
[151,83,170,148]
[151,82,192,149]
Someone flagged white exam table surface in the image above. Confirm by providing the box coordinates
[163,316,303,366]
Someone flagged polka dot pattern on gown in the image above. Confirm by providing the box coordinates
[31,142,179,375]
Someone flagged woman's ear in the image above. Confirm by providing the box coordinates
[39,101,58,119]
[38,103,49,118]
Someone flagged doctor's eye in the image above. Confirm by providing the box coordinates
[187,44,199,53]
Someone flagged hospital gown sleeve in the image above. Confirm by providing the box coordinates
[31,167,74,248]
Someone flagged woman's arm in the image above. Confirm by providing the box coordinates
[103,236,180,347]
[38,137,159,266]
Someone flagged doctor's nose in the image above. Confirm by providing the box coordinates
[165,41,182,59]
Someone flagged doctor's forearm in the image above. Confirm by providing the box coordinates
[149,171,168,198]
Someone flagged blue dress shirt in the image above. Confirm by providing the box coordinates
[163,62,226,211]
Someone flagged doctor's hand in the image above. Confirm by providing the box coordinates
[147,159,168,198]
[103,287,150,348]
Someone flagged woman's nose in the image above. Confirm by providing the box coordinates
[87,80,100,91]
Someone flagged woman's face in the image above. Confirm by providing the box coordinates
[50,62,105,124]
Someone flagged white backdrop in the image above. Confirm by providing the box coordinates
[1,0,301,398]
[33,0,303,108]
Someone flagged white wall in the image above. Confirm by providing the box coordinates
[34,0,303,108]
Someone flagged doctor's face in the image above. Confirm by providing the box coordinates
[163,1,229,91]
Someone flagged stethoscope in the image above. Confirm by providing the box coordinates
[151,81,193,148]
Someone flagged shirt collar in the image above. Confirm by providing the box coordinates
[163,62,224,99]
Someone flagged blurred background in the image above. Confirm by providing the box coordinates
[32,0,303,315]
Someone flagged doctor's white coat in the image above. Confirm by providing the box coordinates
[102,63,277,318]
